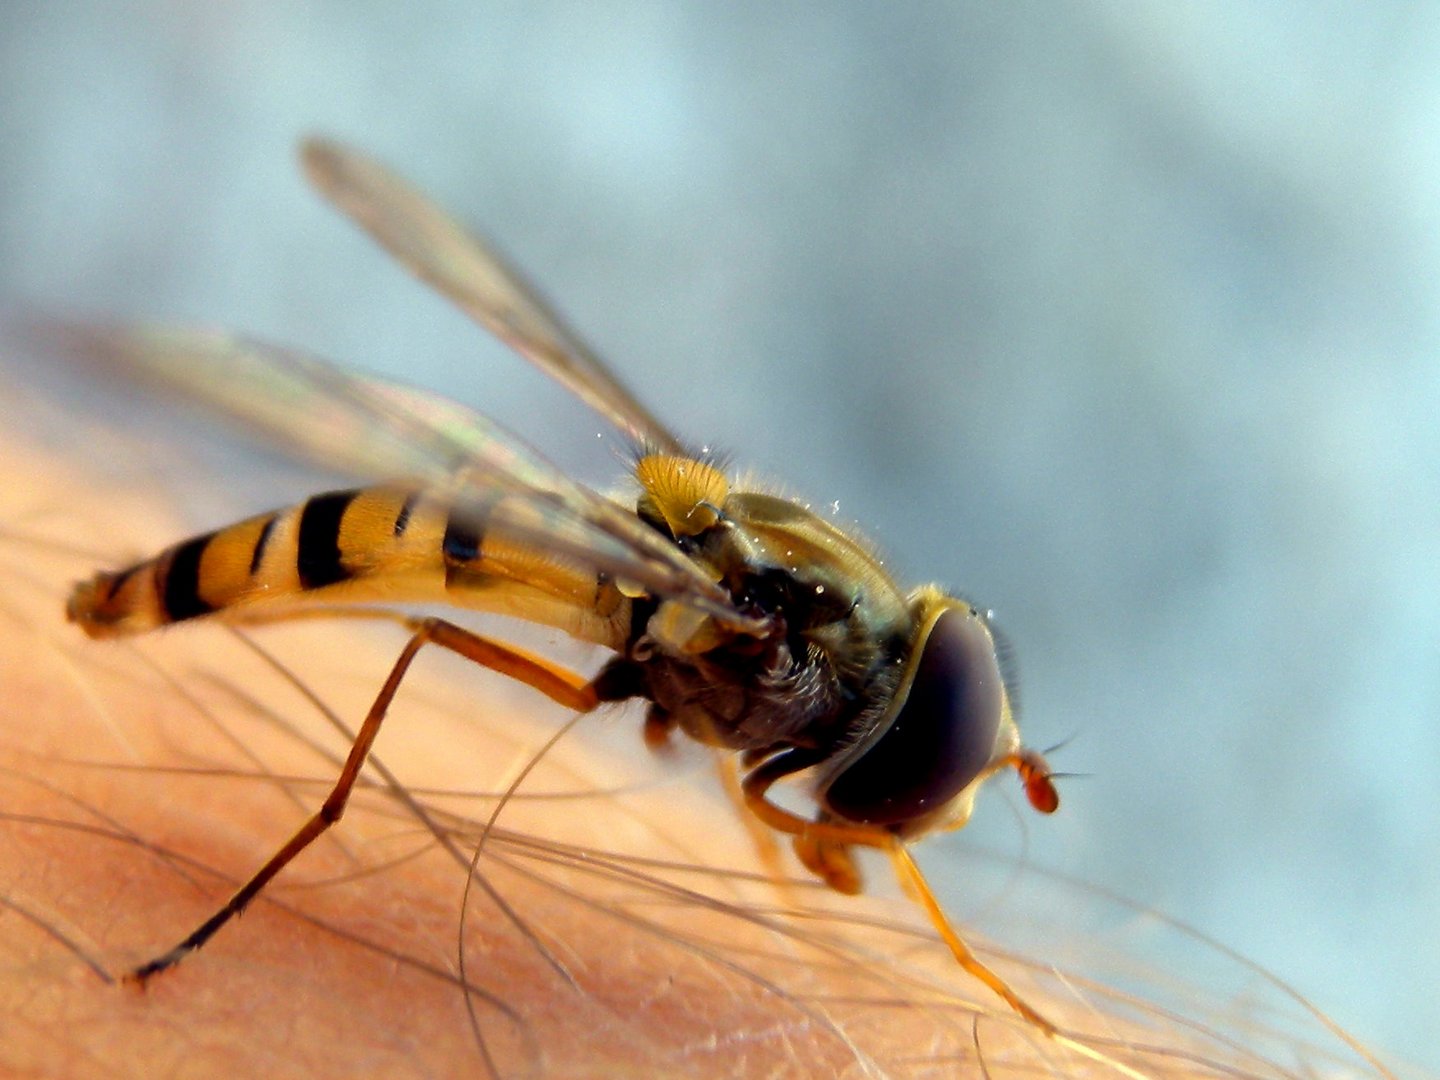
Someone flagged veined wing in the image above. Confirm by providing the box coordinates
[38,321,763,633]
[301,137,682,455]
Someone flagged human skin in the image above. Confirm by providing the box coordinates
[0,420,1066,1078]
[0,413,1398,1079]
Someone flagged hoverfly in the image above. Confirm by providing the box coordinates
[63,138,1068,1045]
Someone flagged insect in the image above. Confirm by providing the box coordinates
[63,138,1068,1044]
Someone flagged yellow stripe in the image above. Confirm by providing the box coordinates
[197,514,277,609]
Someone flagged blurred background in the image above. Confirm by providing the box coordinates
[2,3,1436,1069]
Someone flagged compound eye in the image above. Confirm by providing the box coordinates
[822,606,1004,827]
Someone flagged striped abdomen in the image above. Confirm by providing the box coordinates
[68,486,629,648]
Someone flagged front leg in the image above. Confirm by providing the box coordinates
[739,748,1064,1041]
[738,748,868,895]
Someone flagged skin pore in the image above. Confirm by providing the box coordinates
[0,404,1399,1079]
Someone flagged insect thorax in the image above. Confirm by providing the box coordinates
[600,487,914,757]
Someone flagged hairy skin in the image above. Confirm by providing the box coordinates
[0,423,1060,1078]
[0,411,1403,1079]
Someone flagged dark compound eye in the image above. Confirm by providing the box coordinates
[822,606,1004,827]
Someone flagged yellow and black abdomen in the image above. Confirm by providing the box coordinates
[68,486,442,637]
[67,485,629,648]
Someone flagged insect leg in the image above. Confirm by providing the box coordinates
[128,617,598,983]
[714,753,792,888]
[739,750,862,894]
[740,750,1060,1038]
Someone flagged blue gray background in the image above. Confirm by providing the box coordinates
[2,4,1436,1069]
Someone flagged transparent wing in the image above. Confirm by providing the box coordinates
[34,321,762,632]
[301,136,683,454]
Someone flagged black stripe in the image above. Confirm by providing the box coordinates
[392,491,420,537]
[162,534,216,622]
[249,514,278,576]
[297,490,359,589]
[442,510,482,564]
